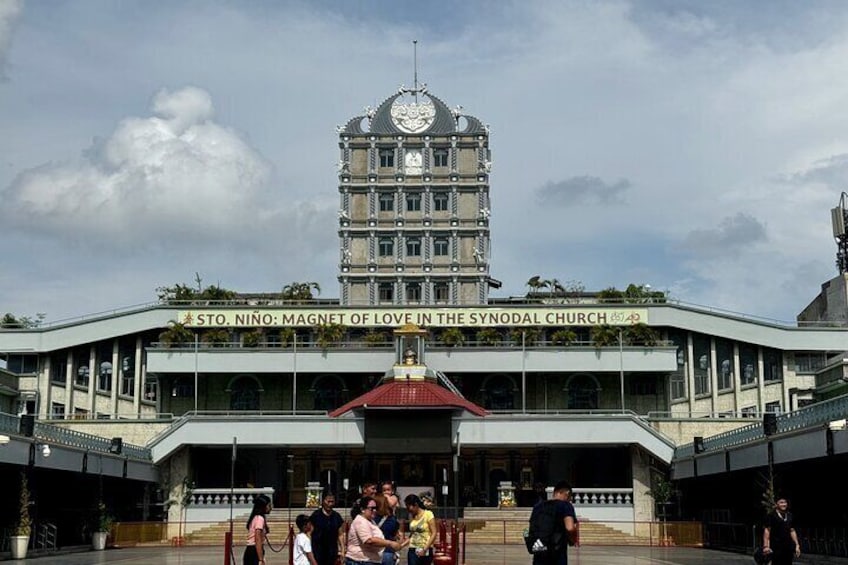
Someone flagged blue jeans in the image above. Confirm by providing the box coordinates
[381,551,398,565]
[407,548,433,565]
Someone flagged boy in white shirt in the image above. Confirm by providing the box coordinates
[294,514,318,565]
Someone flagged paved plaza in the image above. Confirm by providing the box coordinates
[4,545,848,565]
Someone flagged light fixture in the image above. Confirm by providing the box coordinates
[0,434,10,445]
[41,444,51,457]
[109,437,123,455]
[828,419,847,431]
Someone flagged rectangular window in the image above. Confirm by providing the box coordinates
[379,149,394,168]
[629,375,658,395]
[406,237,421,256]
[765,400,781,414]
[741,406,758,418]
[144,376,158,402]
[434,238,449,256]
[406,283,421,302]
[433,149,449,167]
[97,344,113,392]
[670,372,686,400]
[379,193,394,212]
[74,408,89,420]
[716,338,734,391]
[693,334,711,396]
[434,283,449,302]
[433,193,449,211]
[406,193,421,212]
[51,402,65,419]
[794,353,826,373]
[739,343,758,386]
[763,348,783,382]
[120,346,136,397]
[6,355,38,374]
[378,238,394,257]
[378,283,394,302]
[50,354,67,384]
[74,353,90,388]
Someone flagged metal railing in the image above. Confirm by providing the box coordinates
[35,522,57,551]
[33,420,152,460]
[676,393,848,457]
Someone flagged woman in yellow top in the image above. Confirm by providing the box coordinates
[403,494,436,565]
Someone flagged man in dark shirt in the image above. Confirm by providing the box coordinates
[763,496,801,565]
[350,480,377,519]
[309,491,344,565]
[531,480,578,565]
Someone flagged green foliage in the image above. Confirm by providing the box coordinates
[646,474,674,505]
[439,327,465,347]
[476,327,502,346]
[282,282,321,301]
[597,287,625,303]
[525,275,548,296]
[242,329,264,348]
[315,323,346,349]
[202,328,231,347]
[623,323,660,346]
[509,327,541,346]
[1,313,45,329]
[158,322,194,348]
[590,325,620,347]
[15,472,31,536]
[758,470,777,516]
[550,328,578,346]
[278,327,296,347]
[156,273,237,303]
[95,500,114,532]
[363,331,388,347]
[599,284,667,304]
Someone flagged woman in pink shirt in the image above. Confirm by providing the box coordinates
[244,494,272,565]
[345,497,407,565]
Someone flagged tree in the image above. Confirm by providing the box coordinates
[476,327,502,346]
[315,323,346,349]
[15,472,31,537]
[590,325,620,347]
[550,328,578,346]
[1,313,45,329]
[157,273,236,303]
[439,327,465,347]
[623,323,660,346]
[158,322,194,347]
[526,275,545,296]
[598,287,624,303]
[201,329,231,347]
[282,282,321,301]
[509,327,541,346]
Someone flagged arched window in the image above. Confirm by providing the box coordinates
[565,373,600,410]
[311,375,347,411]
[227,375,263,411]
[481,374,516,410]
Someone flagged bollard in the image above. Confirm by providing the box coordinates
[223,530,232,565]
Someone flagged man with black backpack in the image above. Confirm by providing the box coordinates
[525,480,578,565]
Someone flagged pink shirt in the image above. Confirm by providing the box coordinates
[345,514,385,563]
[247,515,266,546]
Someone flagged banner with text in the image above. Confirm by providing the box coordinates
[177,307,649,328]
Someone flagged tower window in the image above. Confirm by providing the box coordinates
[379,149,395,168]
[378,238,394,257]
[434,238,449,256]
[433,193,449,212]
[379,193,394,212]
[379,283,394,302]
[434,283,449,302]
[406,283,422,302]
[433,149,449,167]
[406,193,421,212]
[406,238,421,256]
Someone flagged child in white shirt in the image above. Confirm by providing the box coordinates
[294,514,318,565]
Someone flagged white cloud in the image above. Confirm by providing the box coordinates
[1,86,273,244]
[0,0,22,79]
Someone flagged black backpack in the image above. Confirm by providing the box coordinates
[524,500,563,554]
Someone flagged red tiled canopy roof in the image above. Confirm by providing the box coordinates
[328,380,488,418]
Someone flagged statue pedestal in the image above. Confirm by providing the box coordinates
[305,482,322,508]
[497,482,516,508]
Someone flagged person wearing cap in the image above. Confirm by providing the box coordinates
[763,496,801,564]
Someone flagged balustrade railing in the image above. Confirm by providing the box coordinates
[572,488,634,506]
[189,487,275,507]
[33,419,152,461]
[676,393,848,457]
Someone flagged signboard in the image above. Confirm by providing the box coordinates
[176,306,648,328]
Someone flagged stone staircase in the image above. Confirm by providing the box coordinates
[179,508,652,547]
[461,509,651,546]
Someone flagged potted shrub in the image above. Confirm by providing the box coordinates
[590,325,620,348]
[439,327,465,347]
[476,327,502,346]
[363,330,388,347]
[92,500,113,550]
[201,328,230,348]
[11,472,31,559]
[315,323,346,349]
[158,322,194,348]
[242,329,264,348]
[550,328,578,346]
[509,327,541,346]
[278,327,296,348]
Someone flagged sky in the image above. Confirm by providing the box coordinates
[2,0,848,324]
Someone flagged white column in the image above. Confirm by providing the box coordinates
[38,357,51,418]
[88,345,97,415]
[732,343,742,416]
[64,351,74,418]
[110,340,120,417]
[757,347,765,414]
[133,336,143,414]
[709,338,718,413]
[686,333,695,415]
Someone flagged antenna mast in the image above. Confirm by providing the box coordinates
[413,40,419,102]
[832,192,848,273]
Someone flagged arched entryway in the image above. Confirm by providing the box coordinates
[226,375,263,411]
[481,374,517,410]
[311,375,347,411]
[565,373,600,410]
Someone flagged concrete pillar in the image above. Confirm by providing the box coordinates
[64,350,74,418]
[630,446,653,539]
[686,333,695,415]
[709,337,718,413]
[110,340,119,417]
[38,357,51,418]
[88,345,97,415]
[133,337,143,414]
[732,343,742,416]
[757,347,765,414]
[165,447,192,538]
